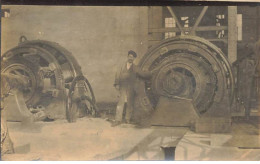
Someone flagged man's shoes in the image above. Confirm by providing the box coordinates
[111,121,121,127]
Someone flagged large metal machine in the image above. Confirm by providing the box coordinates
[145,6,260,118]
[1,36,96,122]
[139,36,234,114]
[1,6,259,132]
[134,36,234,132]
[132,6,259,132]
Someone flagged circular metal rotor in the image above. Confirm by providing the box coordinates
[138,36,234,114]
[66,75,97,122]
[1,57,42,107]
[1,38,85,113]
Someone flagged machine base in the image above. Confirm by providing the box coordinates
[150,96,199,127]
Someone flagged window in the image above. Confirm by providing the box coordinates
[216,14,225,38]
[1,9,10,18]
[165,17,176,39]
[181,17,189,35]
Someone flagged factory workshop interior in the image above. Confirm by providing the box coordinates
[1,4,260,161]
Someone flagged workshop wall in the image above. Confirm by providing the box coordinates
[1,6,149,103]
[238,6,260,42]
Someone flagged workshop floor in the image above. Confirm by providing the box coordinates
[2,117,260,161]
[176,117,260,160]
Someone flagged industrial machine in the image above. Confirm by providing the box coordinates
[1,36,97,122]
[1,6,259,132]
[139,36,234,114]
[134,36,234,132]
[134,6,260,132]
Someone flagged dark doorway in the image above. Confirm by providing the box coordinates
[161,146,176,161]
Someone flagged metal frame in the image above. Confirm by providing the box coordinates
[148,6,238,63]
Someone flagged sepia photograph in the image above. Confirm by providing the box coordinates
[1,0,260,161]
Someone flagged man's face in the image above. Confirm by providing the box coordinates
[127,54,135,63]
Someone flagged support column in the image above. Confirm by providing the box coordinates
[257,6,260,40]
[228,6,238,64]
[148,6,163,47]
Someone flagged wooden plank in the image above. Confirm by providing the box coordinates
[208,38,228,44]
[149,26,228,33]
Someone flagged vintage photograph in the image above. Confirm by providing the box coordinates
[1,3,260,161]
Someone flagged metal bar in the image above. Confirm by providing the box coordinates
[166,6,185,35]
[228,6,238,64]
[149,26,228,33]
[148,39,162,41]
[148,38,227,43]
[208,38,228,44]
[148,36,227,44]
[190,6,209,35]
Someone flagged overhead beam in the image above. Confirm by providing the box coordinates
[208,38,228,44]
[166,6,185,35]
[147,38,227,43]
[149,26,228,33]
[190,6,209,35]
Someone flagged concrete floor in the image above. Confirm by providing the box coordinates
[1,117,260,161]
[177,117,260,161]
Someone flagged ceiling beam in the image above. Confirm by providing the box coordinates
[149,26,228,33]
[166,6,185,35]
[190,6,209,35]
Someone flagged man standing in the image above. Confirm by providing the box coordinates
[113,50,151,126]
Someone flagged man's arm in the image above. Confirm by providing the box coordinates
[134,65,152,80]
[114,64,122,88]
